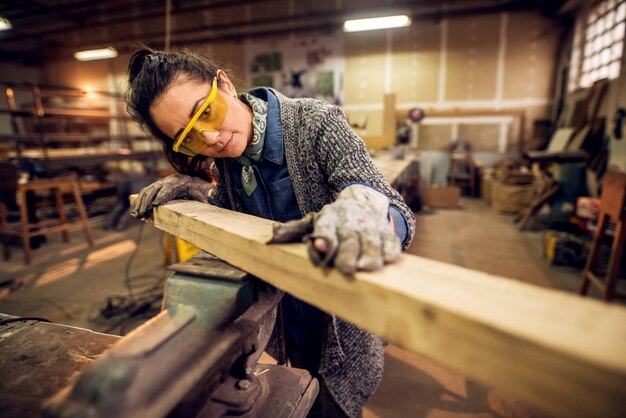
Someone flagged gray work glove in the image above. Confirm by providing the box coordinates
[130,174,211,220]
[269,184,401,274]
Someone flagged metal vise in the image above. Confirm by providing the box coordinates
[43,251,319,418]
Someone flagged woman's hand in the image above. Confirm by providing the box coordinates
[130,174,212,219]
[268,184,401,274]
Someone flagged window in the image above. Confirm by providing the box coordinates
[570,0,625,90]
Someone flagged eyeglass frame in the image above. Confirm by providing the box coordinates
[172,75,220,154]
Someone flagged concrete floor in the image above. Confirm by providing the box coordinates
[0,198,613,417]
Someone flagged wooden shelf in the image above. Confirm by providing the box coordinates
[0,108,131,120]
[0,133,151,145]
[30,150,163,170]
[0,81,160,172]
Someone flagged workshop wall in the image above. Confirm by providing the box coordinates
[343,10,561,153]
[43,57,126,96]
[0,62,41,84]
[35,9,560,158]
[586,52,626,172]
[577,73,626,173]
[553,2,626,177]
[39,40,246,142]
[41,42,245,94]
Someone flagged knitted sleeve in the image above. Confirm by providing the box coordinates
[313,106,415,249]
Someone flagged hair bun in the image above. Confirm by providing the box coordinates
[128,49,155,83]
[147,52,165,63]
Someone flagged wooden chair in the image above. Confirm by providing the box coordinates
[578,170,626,301]
[449,155,476,197]
[0,166,94,264]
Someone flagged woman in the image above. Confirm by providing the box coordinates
[127,47,415,418]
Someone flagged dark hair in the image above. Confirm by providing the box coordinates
[126,46,223,179]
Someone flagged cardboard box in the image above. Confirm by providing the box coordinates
[421,186,461,209]
[492,182,534,213]
[576,197,601,221]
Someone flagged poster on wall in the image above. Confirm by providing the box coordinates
[245,35,344,105]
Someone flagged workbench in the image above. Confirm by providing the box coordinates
[0,255,318,418]
[369,148,419,188]
[0,315,120,416]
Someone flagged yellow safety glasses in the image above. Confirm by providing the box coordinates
[172,76,229,156]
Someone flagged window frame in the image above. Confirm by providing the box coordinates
[570,0,625,91]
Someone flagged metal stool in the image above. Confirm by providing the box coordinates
[578,170,626,301]
[0,175,94,264]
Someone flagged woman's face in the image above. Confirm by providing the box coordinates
[150,72,253,159]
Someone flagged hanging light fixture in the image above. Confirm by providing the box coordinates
[74,47,118,62]
[0,17,12,31]
[343,15,411,32]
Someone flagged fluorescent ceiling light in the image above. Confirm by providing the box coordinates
[74,47,118,61]
[0,17,12,31]
[343,15,411,32]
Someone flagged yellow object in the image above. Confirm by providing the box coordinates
[173,76,228,156]
[164,234,200,263]
[544,231,556,263]
[176,237,200,261]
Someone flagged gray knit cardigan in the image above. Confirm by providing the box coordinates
[212,89,416,417]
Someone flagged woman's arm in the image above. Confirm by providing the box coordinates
[313,106,415,248]
[269,105,415,274]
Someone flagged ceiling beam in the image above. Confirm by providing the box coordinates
[1,0,544,61]
[3,0,161,21]
[0,0,272,42]
[54,0,536,53]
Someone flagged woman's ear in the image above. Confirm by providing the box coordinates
[217,71,237,96]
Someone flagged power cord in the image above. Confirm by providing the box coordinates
[88,222,168,335]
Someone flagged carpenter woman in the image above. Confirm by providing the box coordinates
[127,47,415,418]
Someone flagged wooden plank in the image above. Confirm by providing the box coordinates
[144,201,626,418]
[362,135,395,150]
[382,93,396,139]
[516,185,560,230]
[362,93,396,151]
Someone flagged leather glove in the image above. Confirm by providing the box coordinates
[268,184,401,274]
[130,174,211,219]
